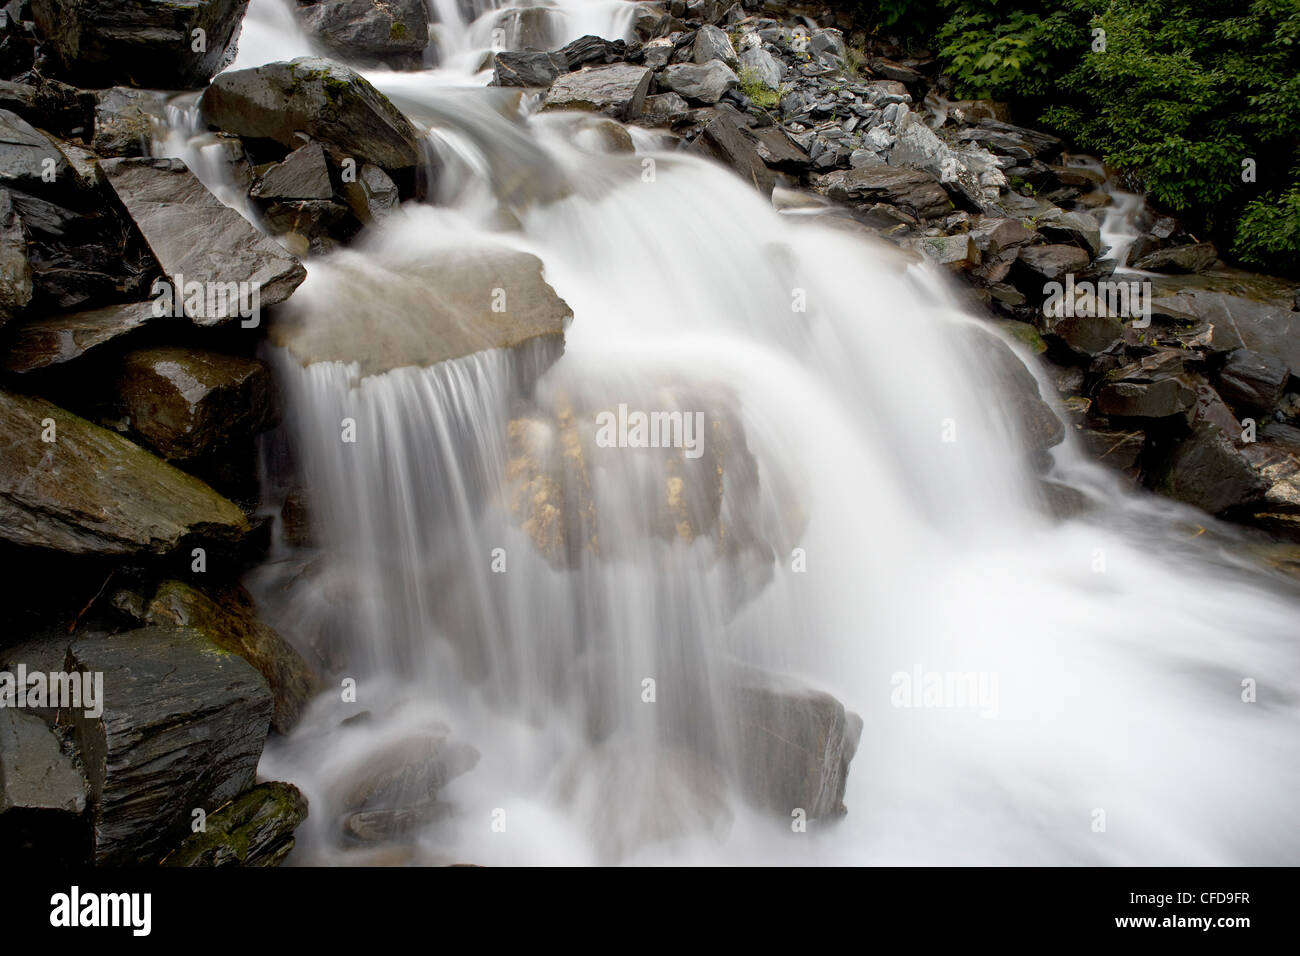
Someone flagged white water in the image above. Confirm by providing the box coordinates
[173,0,1300,865]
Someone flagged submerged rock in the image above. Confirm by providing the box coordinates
[163,781,308,866]
[0,388,250,555]
[31,0,250,88]
[201,58,423,171]
[63,626,273,865]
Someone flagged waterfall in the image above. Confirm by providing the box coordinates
[170,0,1300,865]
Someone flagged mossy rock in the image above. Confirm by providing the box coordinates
[162,782,308,867]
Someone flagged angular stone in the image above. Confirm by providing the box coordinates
[250,142,334,201]
[1095,368,1198,420]
[100,158,306,326]
[2,300,155,373]
[0,389,250,555]
[268,245,570,378]
[340,163,398,223]
[163,781,307,866]
[738,45,782,89]
[294,0,429,63]
[201,58,423,171]
[63,626,273,865]
[543,63,653,120]
[1134,242,1217,274]
[909,233,979,269]
[144,580,319,735]
[1080,428,1145,473]
[0,708,87,862]
[31,0,249,88]
[970,217,1033,255]
[1153,424,1264,515]
[693,24,738,67]
[658,60,739,105]
[90,87,168,158]
[1217,348,1290,411]
[493,51,567,88]
[688,113,776,194]
[117,347,277,460]
[812,163,951,220]
[1015,244,1091,281]
[0,108,69,190]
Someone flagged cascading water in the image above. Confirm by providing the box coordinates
[165,0,1300,865]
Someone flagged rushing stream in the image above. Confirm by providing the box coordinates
[160,0,1300,865]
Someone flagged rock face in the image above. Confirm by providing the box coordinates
[731,683,862,819]
[268,245,570,378]
[0,708,88,861]
[62,626,273,865]
[143,579,319,734]
[117,347,276,460]
[295,0,429,65]
[163,781,307,866]
[0,389,250,555]
[100,158,306,325]
[201,58,423,171]
[543,63,653,120]
[31,0,251,89]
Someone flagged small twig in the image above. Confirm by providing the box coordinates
[68,571,114,634]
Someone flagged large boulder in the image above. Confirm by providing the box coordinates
[294,0,428,65]
[162,781,307,866]
[100,158,306,326]
[1152,424,1264,515]
[31,0,251,89]
[117,347,277,460]
[542,63,653,121]
[268,244,570,378]
[201,58,423,171]
[62,626,273,865]
[0,388,250,555]
[143,579,320,734]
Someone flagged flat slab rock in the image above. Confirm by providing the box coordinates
[63,626,273,865]
[2,300,156,375]
[100,158,306,326]
[542,63,653,121]
[268,245,570,378]
[0,388,250,555]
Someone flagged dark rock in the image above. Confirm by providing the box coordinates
[32,0,250,89]
[144,579,319,735]
[62,626,272,865]
[748,126,809,171]
[954,119,1062,162]
[688,112,776,194]
[543,63,653,120]
[2,299,154,373]
[1152,424,1264,515]
[812,163,951,220]
[556,35,628,70]
[0,188,31,325]
[1133,242,1217,274]
[100,158,306,325]
[658,60,739,105]
[1042,310,1124,359]
[637,91,691,126]
[970,216,1033,255]
[1015,244,1091,281]
[163,781,307,866]
[201,58,423,171]
[294,0,428,65]
[731,682,861,819]
[250,141,333,201]
[1,107,69,190]
[1217,349,1290,412]
[0,388,250,555]
[340,162,398,224]
[90,87,167,158]
[1095,355,1199,420]
[493,51,567,87]
[0,708,87,862]
[693,24,737,67]
[1149,289,1300,372]
[1080,428,1145,474]
[117,346,277,460]
[262,198,359,253]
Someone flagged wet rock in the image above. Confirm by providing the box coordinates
[1216,348,1290,412]
[1241,435,1300,528]
[0,708,87,862]
[1015,244,1091,282]
[693,24,738,67]
[1133,242,1217,274]
[1094,356,1199,420]
[268,245,569,378]
[336,731,480,814]
[889,112,1007,209]
[543,63,654,120]
[143,579,319,735]
[201,58,424,171]
[953,119,1062,162]
[340,163,398,224]
[659,60,739,105]
[63,626,273,865]
[294,0,428,65]
[688,112,777,194]
[961,324,1065,457]
[1038,209,1101,257]
[2,299,155,373]
[1041,307,1124,359]
[117,347,276,460]
[494,4,558,50]
[1080,428,1145,474]
[90,87,167,158]
[31,0,250,88]
[250,142,333,201]
[0,189,31,326]
[1152,424,1264,515]
[1,108,69,190]
[812,163,951,220]
[100,158,306,325]
[731,681,862,820]
[262,198,358,253]
[493,51,567,88]
[163,781,307,866]
[556,35,629,70]
[343,803,448,842]
[1150,288,1300,372]
[0,388,250,555]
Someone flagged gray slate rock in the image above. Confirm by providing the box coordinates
[812,163,951,220]
[659,60,739,105]
[251,142,334,201]
[543,63,653,120]
[295,0,429,63]
[1218,348,1290,412]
